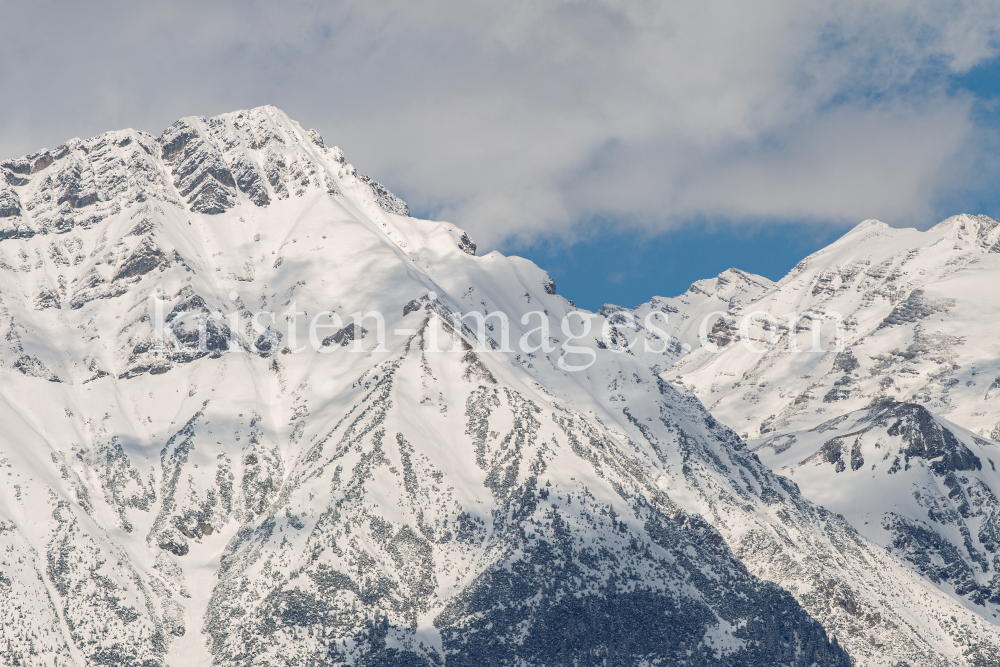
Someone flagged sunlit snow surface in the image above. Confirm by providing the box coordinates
[671,216,1000,442]
[0,107,998,666]
[754,402,1000,619]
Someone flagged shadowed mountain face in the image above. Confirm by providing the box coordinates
[0,107,995,666]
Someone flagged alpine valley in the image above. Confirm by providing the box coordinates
[0,106,999,667]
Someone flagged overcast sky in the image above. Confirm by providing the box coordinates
[3,1,1000,304]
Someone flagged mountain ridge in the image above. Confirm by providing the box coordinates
[660,212,1000,651]
[0,107,998,666]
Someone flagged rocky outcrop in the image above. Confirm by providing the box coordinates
[359,173,410,216]
[0,182,21,218]
[754,401,1000,617]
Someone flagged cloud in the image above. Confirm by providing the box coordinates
[1,0,998,248]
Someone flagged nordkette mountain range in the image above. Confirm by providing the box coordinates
[0,106,999,666]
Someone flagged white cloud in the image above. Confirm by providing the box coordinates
[1,0,997,247]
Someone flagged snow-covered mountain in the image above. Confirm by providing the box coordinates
[1,107,999,666]
[670,216,1000,442]
[601,268,774,361]
[652,214,1000,658]
[753,400,1000,618]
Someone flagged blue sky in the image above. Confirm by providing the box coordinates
[2,1,1000,311]
[511,50,1000,311]
[507,50,1000,310]
[507,220,852,310]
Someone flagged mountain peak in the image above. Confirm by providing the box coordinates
[2,110,1000,667]
[930,213,1000,252]
[0,107,872,667]
[0,106,484,384]
[0,105,410,236]
[853,218,889,230]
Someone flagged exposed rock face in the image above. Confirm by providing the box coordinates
[878,288,955,329]
[359,173,410,217]
[933,213,1000,253]
[754,400,1000,614]
[0,182,21,218]
[879,401,982,473]
[456,231,475,255]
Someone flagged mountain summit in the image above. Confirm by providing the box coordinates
[667,215,1000,645]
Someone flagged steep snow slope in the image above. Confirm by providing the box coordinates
[0,108,998,666]
[753,401,1000,618]
[659,215,1000,655]
[600,268,774,365]
[671,217,1000,441]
